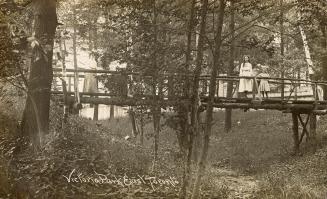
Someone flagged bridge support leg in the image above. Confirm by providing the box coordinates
[308,113,317,150]
[291,112,317,154]
[292,112,300,154]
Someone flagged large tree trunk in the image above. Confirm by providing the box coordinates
[191,1,226,198]
[225,0,235,133]
[22,0,57,147]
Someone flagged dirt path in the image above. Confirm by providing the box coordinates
[207,167,259,198]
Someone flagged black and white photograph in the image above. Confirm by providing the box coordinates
[1,0,327,198]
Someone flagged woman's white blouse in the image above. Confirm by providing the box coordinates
[240,63,253,76]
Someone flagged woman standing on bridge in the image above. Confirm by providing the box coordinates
[238,55,253,98]
[258,64,270,98]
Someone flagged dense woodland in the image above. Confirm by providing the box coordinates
[1,0,327,198]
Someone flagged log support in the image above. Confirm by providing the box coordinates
[291,111,317,154]
[292,112,300,154]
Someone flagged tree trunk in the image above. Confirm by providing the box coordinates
[299,24,314,78]
[321,25,327,100]
[129,108,139,137]
[93,19,99,121]
[190,0,209,160]
[192,1,226,198]
[72,2,80,114]
[140,108,144,145]
[22,0,57,147]
[225,0,235,133]
[179,0,196,198]
[280,0,285,99]
[152,0,161,171]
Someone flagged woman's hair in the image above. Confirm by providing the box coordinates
[240,55,250,69]
[243,55,250,63]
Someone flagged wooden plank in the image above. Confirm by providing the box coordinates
[52,91,115,97]
[312,110,327,115]
[62,96,185,107]
[53,68,327,85]
[208,102,326,111]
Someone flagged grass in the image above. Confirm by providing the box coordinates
[158,109,327,198]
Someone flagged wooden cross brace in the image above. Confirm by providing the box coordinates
[291,112,317,154]
[297,114,310,144]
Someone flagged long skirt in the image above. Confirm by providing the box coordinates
[238,78,253,92]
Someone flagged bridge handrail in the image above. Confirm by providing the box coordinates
[53,68,327,86]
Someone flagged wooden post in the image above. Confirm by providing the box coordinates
[314,83,318,104]
[294,79,298,100]
[93,103,99,121]
[292,112,300,154]
[216,79,219,97]
[129,108,139,137]
[109,105,114,120]
[252,77,256,100]
[309,113,317,148]
[93,78,99,121]
[61,78,69,127]
[68,77,72,92]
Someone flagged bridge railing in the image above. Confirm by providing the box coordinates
[52,68,327,103]
[200,75,327,102]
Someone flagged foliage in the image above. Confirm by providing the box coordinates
[0,13,21,79]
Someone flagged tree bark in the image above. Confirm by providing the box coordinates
[225,0,235,133]
[321,25,327,100]
[22,0,57,147]
[280,0,285,99]
[152,0,161,171]
[192,1,226,198]
[92,19,99,121]
[179,0,196,197]
[72,2,80,114]
[299,24,314,78]
[190,0,209,160]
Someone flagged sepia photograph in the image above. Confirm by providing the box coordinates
[1,0,327,198]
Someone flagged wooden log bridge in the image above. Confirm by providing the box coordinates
[52,67,327,154]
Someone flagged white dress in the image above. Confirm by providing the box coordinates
[83,73,98,93]
[238,63,253,92]
[258,73,270,92]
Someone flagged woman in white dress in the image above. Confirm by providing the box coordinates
[238,55,253,98]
